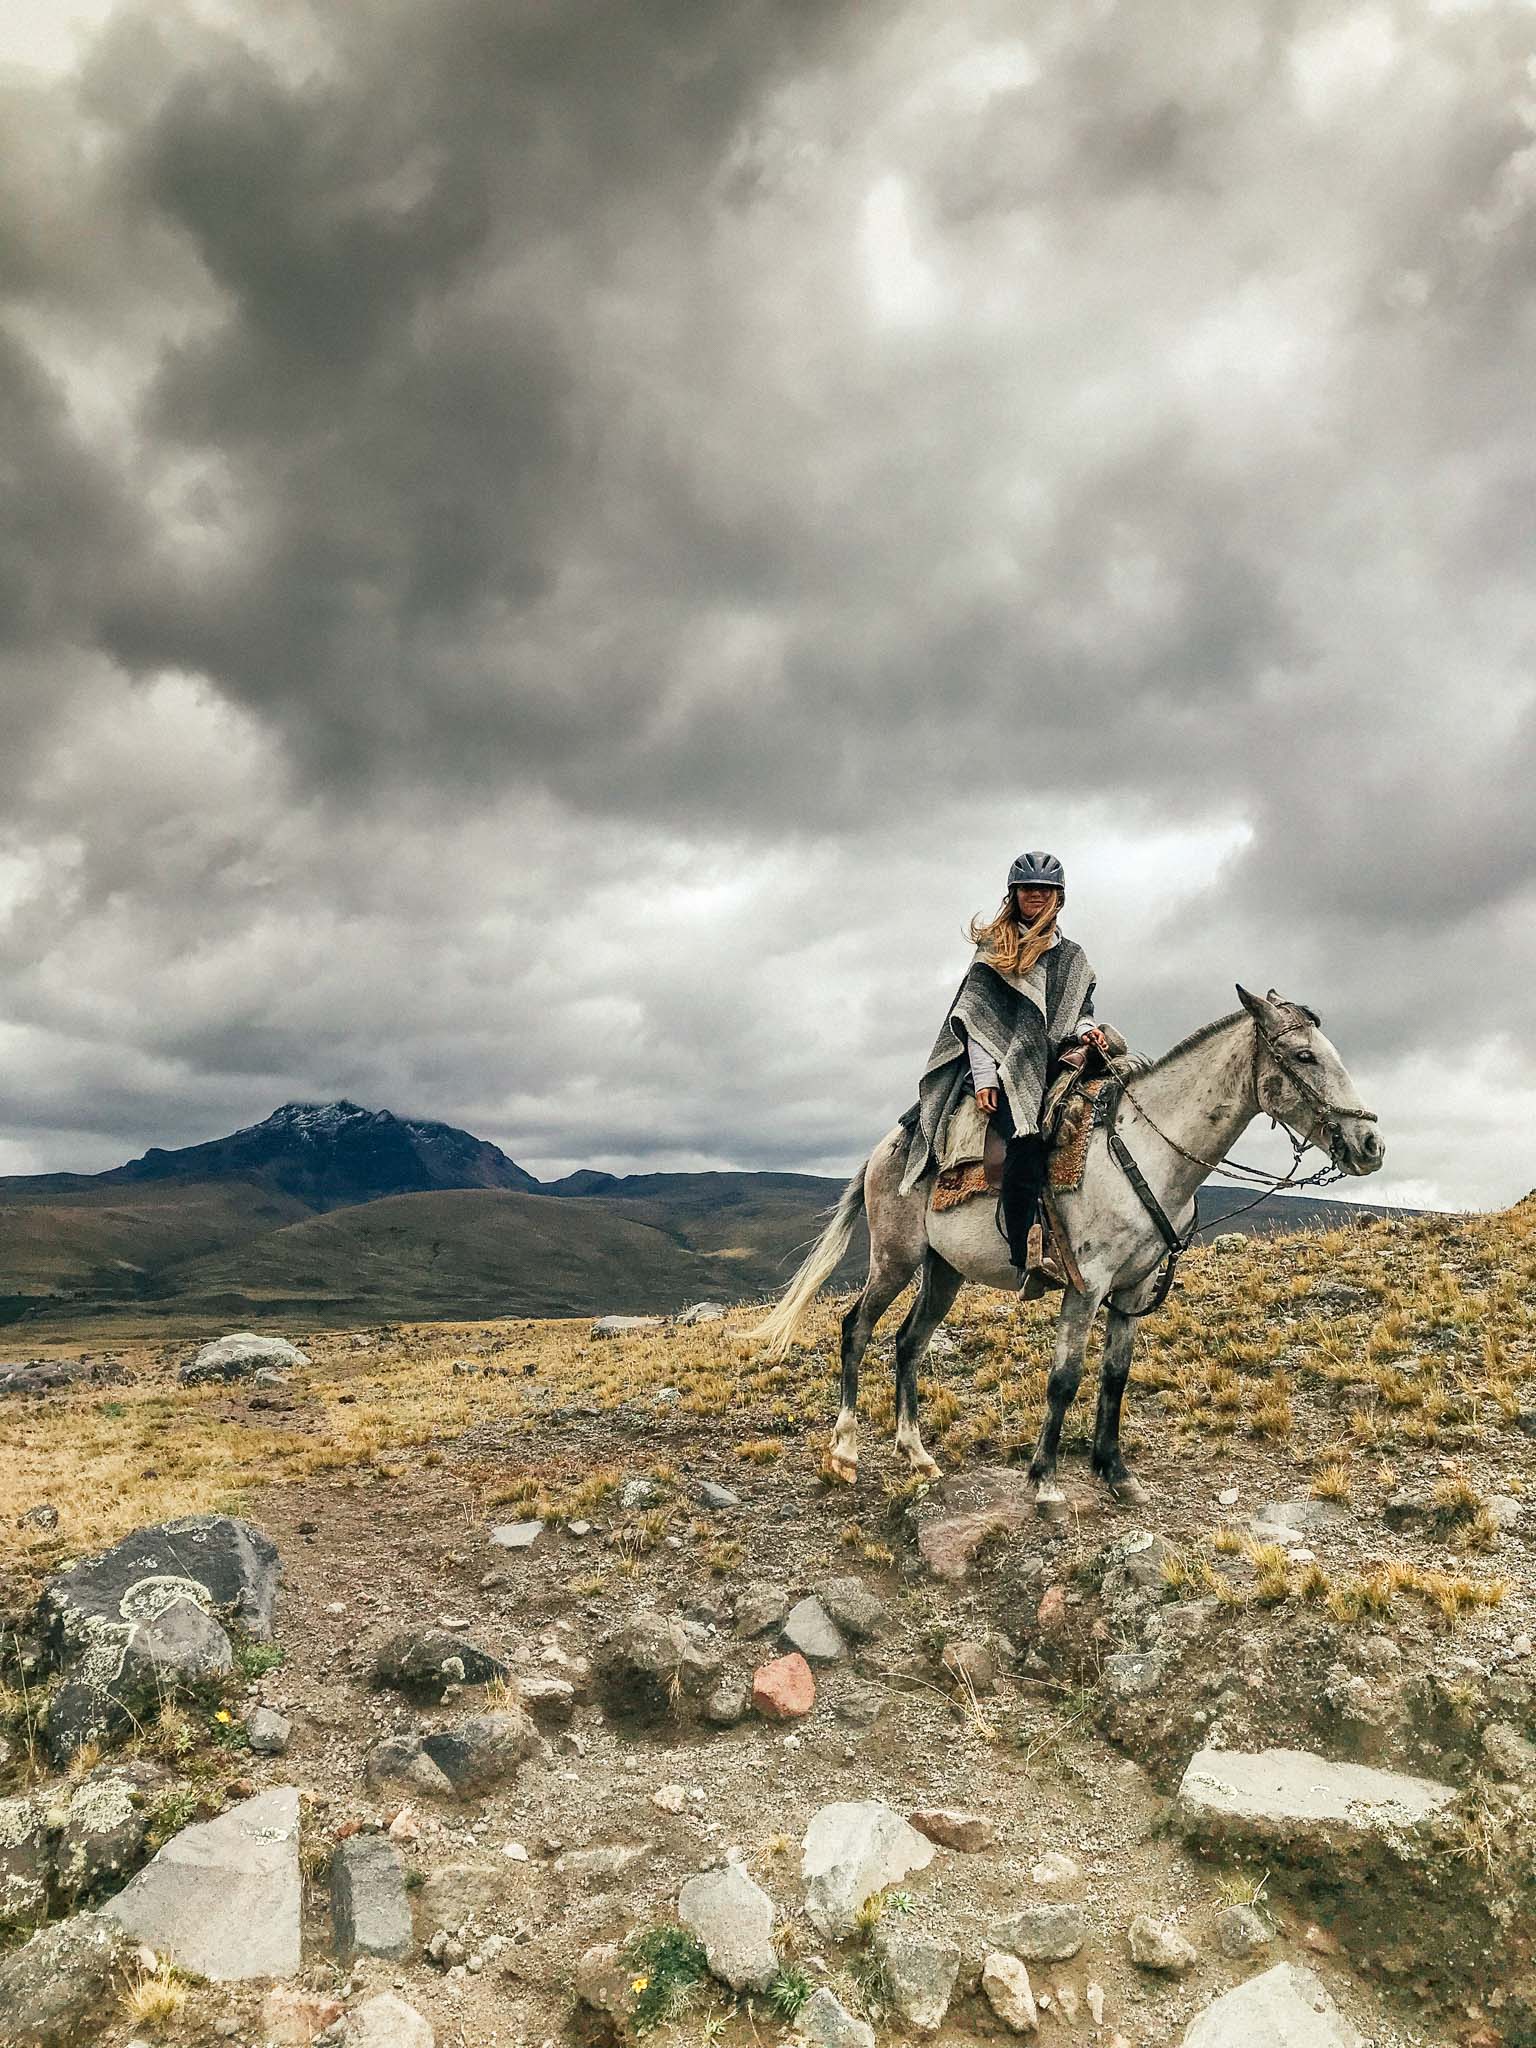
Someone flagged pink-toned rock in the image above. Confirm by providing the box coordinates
[753,1652,816,1720]
[261,1986,345,2046]
[915,1469,1033,1581]
[910,1807,997,1853]
[1036,1586,1067,1630]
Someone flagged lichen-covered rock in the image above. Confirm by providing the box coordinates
[416,1862,504,1932]
[0,1795,51,1930]
[418,1711,545,1797]
[0,1913,130,2047]
[50,1760,170,1902]
[38,1515,278,1760]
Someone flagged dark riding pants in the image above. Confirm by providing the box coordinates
[989,1092,1046,1269]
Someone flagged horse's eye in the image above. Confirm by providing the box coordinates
[1293,1050,1318,1064]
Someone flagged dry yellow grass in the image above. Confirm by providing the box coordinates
[2,1194,1533,1595]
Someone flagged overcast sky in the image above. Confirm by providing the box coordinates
[2,0,1534,1211]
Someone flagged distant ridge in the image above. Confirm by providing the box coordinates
[103,1099,542,1210]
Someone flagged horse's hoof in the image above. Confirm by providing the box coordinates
[908,1454,942,1481]
[1034,1482,1069,1523]
[1107,1474,1148,1505]
[824,1454,859,1487]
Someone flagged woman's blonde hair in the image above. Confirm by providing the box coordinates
[968,889,1062,979]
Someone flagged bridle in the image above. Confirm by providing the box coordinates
[1116,1013,1376,1189]
[1100,1012,1378,1310]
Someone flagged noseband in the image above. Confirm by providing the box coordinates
[1252,1020,1377,1167]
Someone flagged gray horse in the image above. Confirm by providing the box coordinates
[751,987,1384,1504]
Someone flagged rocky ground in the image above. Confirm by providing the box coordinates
[3,1199,1536,2048]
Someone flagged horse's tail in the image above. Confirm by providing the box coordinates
[747,1159,869,1359]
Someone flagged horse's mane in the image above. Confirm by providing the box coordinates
[1140,1009,1248,1077]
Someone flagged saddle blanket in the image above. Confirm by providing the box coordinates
[929,1073,1114,1212]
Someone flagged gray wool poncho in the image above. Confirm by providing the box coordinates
[898,934,1097,1196]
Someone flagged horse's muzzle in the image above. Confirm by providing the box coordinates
[1334,1118,1385,1176]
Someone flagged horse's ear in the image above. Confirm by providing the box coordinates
[1235,984,1265,1019]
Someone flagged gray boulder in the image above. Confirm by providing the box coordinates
[38,1513,279,1760]
[734,1583,790,1638]
[0,1913,130,2047]
[802,1799,935,1937]
[596,1612,721,1721]
[418,1711,544,1797]
[488,1519,544,1550]
[372,1631,510,1700]
[678,1863,778,1992]
[102,1785,301,1980]
[872,1923,960,2033]
[988,1901,1087,1962]
[677,1302,727,1325]
[783,1597,846,1665]
[703,1677,750,1727]
[1182,1962,1363,2047]
[332,1834,412,1963]
[820,1578,890,1640]
[697,1481,742,1509]
[246,1706,292,1754]
[364,1737,454,1801]
[1129,1912,1197,1973]
[592,1316,664,1338]
[1216,1903,1271,1959]
[182,1333,310,1384]
[796,1987,875,2048]
[324,1992,435,2047]
[417,1862,503,1932]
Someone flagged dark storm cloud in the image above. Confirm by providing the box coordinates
[2,0,1535,1206]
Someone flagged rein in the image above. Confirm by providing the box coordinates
[1100,1019,1378,1311]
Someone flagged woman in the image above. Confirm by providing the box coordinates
[899,851,1109,1282]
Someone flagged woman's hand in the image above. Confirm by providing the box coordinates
[1080,1027,1110,1054]
[976,1087,1000,1115]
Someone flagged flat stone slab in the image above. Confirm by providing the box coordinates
[591,1316,664,1338]
[802,1799,935,1937]
[1182,1962,1364,2047]
[1176,1748,1455,1855]
[102,1787,300,1980]
[489,1519,544,1550]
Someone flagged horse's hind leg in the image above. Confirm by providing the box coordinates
[830,1252,918,1484]
[1091,1304,1146,1503]
[892,1250,964,1480]
[1028,1287,1100,1509]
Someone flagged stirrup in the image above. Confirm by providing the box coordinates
[1024,1222,1066,1289]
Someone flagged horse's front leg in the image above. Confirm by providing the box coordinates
[1091,1304,1146,1503]
[1028,1288,1099,1511]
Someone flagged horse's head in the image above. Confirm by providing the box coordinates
[1236,985,1385,1178]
